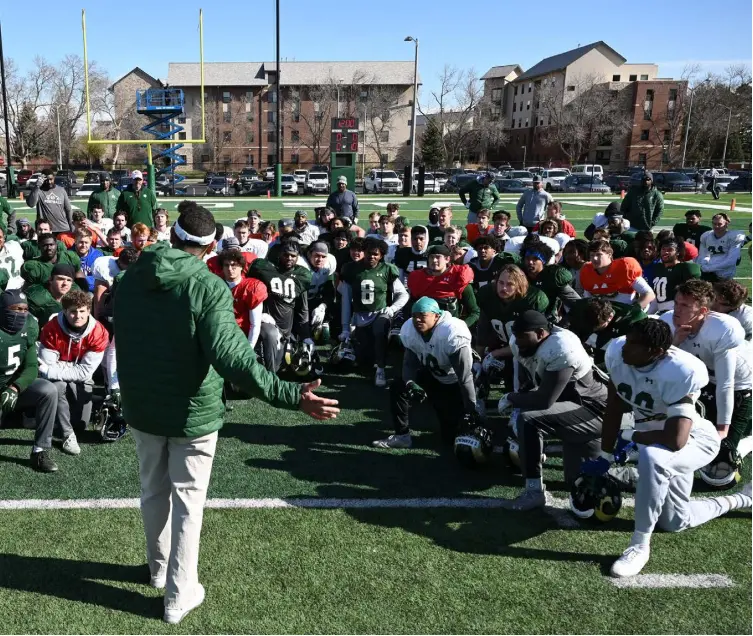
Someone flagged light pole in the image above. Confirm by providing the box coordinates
[681,78,710,169]
[720,105,732,167]
[55,106,62,168]
[521,145,526,170]
[336,78,344,117]
[361,99,367,182]
[405,36,419,195]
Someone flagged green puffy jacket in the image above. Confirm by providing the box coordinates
[116,185,157,228]
[114,243,302,438]
[458,179,500,215]
[87,186,120,219]
[620,185,664,231]
[25,283,62,328]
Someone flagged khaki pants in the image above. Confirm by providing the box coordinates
[132,428,218,610]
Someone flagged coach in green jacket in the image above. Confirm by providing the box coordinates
[116,170,157,228]
[620,171,664,231]
[87,172,120,218]
[115,202,338,625]
[459,172,500,224]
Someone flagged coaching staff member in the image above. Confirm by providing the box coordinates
[115,202,339,624]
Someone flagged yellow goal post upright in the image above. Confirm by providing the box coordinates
[81,8,206,192]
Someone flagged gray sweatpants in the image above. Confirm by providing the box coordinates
[14,379,59,450]
[52,381,93,438]
[634,421,723,540]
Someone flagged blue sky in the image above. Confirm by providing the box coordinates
[2,0,751,102]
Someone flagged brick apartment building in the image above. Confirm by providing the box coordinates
[482,42,687,171]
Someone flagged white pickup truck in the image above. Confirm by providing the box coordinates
[305,172,329,194]
[364,169,403,194]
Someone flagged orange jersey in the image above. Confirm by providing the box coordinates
[228,278,268,335]
[580,257,643,303]
[465,223,491,245]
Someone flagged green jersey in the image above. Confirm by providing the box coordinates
[0,315,39,393]
[25,283,63,328]
[672,222,712,248]
[22,239,68,262]
[469,253,519,293]
[652,261,702,312]
[340,260,400,314]
[393,247,428,279]
[0,196,12,233]
[21,251,81,287]
[529,265,573,316]
[248,259,312,336]
[476,283,548,346]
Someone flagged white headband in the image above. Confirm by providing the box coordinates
[172,220,215,246]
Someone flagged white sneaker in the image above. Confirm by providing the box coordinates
[150,574,166,590]
[372,433,412,449]
[610,544,651,578]
[510,487,548,511]
[61,433,81,456]
[375,367,387,388]
[163,584,205,624]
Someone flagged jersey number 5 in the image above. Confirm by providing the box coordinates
[5,344,21,376]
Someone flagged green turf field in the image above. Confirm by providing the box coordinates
[0,191,750,634]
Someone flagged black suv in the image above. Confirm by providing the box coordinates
[56,169,77,185]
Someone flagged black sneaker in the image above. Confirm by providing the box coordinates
[31,450,58,473]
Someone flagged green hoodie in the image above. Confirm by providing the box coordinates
[114,242,302,438]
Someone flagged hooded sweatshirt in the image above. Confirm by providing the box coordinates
[114,242,302,438]
[39,313,109,383]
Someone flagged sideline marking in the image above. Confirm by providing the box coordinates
[608,574,735,589]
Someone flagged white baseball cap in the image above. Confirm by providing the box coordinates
[131,170,144,180]
[337,175,347,184]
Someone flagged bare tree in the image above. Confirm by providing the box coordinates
[90,76,148,166]
[537,73,632,165]
[198,94,250,170]
[286,84,336,165]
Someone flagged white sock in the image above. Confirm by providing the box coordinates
[630,531,651,547]
[715,493,751,514]
[32,446,45,454]
[526,477,544,492]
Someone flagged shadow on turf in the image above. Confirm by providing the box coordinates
[0,555,163,618]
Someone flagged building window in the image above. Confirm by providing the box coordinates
[640,74,649,81]
[379,131,390,142]
[267,111,276,124]
[246,130,255,143]
[223,131,232,143]
[528,83,532,93]
[524,119,529,127]
[267,154,275,166]
[640,130,649,141]
[491,88,502,101]
[548,116,551,125]
[535,100,539,109]
[223,111,231,123]
[291,129,300,142]
[629,74,637,82]
[178,115,186,124]
[526,100,530,110]
[644,89,654,120]
[539,118,544,125]
[267,130,277,142]
[222,91,231,103]
[512,102,517,113]
[290,153,299,164]
[662,150,669,163]
[669,88,677,101]
[491,106,501,120]
[178,132,186,141]
[380,153,389,165]
[566,86,575,92]
[664,129,671,142]
[514,85,518,96]
[267,90,277,103]
[638,153,647,164]
[222,155,231,167]
[200,154,210,163]
[595,150,611,162]
[612,74,621,82]
[245,154,254,165]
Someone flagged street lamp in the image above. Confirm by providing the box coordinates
[405,35,419,195]
[521,145,526,170]
[336,77,344,118]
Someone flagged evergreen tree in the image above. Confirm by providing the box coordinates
[420,121,445,170]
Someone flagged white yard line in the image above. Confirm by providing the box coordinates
[608,574,736,589]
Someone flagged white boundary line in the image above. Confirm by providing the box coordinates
[608,574,736,589]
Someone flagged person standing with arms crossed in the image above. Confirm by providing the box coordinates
[115,203,339,624]
[459,172,499,224]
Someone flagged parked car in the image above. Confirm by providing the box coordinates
[728,169,750,179]
[246,180,275,196]
[281,174,299,194]
[525,166,545,176]
[571,164,604,178]
[264,166,276,180]
[293,169,309,190]
[235,167,259,190]
[111,169,128,183]
[442,173,477,193]
[203,171,217,184]
[116,176,133,191]
[215,171,234,185]
[432,171,448,190]
[413,172,440,193]
[603,174,633,194]
[494,179,529,193]
[705,175,734,192]
[305,172,329,194]
[652,172,696,193]
[502,170,534,186]
[726,175,752,193]
[82,171,103,186]
[26,172,43,188]
[54,175,73,196]
[75,182,100,197]
[562,175,611,194]
[56,169,77,185]
[205,177,230,196]
[16,169,32,186]
[364,169,402,194]
[310,164,329,174]
[541,169,571,192]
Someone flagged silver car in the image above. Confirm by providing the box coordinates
[205,177,230,196]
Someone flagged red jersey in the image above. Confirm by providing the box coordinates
[579,257,643,303]
[683,241,698,262]
[407,264,474,301]
[39,314,109,382]
[207,251,257,277]
[465,224,491,245]
[228,278,268,335]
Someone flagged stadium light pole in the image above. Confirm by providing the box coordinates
[274,0,282,197]
[0,21,14,196]
[405,36,419,196]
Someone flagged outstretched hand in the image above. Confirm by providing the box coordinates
[299,378,340,421]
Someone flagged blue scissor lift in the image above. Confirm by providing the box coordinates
[136,88,186,194]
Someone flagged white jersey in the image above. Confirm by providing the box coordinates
[510,326,593,385]
[366,232,399,263]
[308,253,337,299]
[155,228,171,242]
[296,222,321,245]
[219,237,269,259]
[503,234,560,264]
[399,311,472,384]
[729,304,753,341]
[0,241,25,289]
[92,255,123,287]
[696,230,745,279]
[661,311,752,425]
[92,218,114,246]
[605,337,709,432]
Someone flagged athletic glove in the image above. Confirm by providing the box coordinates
[106,389,122,410]
[403,380,426,404]
[613,430,636,465]
[497,393,513,416]
[381,307,396,320]
[580,452,612,477]
[0,386,18,415]
[482,353,504,374]
[338,331,350,343]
